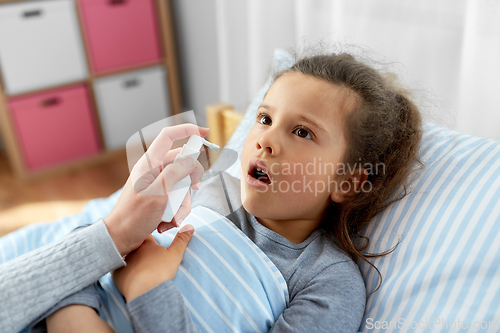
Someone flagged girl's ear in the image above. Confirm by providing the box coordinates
[330,168,369,203]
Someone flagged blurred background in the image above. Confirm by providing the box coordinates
[177,0,499,140]
[0,0,499,234]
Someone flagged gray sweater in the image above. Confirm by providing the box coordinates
[0,172,366,333]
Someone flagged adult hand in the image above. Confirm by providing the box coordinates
[112,226,195,302]
[104,124,208,256]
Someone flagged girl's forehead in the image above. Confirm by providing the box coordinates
[265,72,357,123]
[272,72,355,104]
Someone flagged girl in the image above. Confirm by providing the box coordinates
[43,51,422,332]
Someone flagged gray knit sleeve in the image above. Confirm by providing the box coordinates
[126,280,200,333]
[28,283,101,333]
[0,219,125,333]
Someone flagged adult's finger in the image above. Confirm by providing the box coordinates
[171,189,191,227]
[131,125,208,187]
[132,148,183,191]
[146,124,209,169]
[156,221,176,234]
[160,157,199,194]
[188,158,204,188]
[161,147,182,168]
[145,156,196,196]
[160,145,203,181]
[157,190,190,232]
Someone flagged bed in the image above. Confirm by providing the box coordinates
[1,49,500,332]
[203,48,500,332]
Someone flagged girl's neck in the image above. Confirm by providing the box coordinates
[255,216,322,244]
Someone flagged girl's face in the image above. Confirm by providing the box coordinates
[240,72,358,233]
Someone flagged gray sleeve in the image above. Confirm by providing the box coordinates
[0,219,126,333]
[29,283,101,333]
[126,280,200,333]
[270,261,366,333]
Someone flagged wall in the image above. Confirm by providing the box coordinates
[171,0,220,127]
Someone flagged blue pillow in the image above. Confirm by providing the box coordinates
[358,124,500,332]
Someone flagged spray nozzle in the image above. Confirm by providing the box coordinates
[202,138,219,151]
[183,135,220,154]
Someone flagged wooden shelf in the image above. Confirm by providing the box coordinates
[0,0,182,180]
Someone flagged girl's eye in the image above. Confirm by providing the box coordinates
[258,113,313,140]
[258,114,272,125]
[294,126,313,140]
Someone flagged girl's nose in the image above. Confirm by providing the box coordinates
[256,130,281,156]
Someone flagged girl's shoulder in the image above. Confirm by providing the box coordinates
[315,229,355,265]
[288,229,362,288]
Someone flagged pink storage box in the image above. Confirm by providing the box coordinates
[78,0,162,74]
[8,84,100,171]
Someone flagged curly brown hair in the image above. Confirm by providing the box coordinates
[274,53,423,292]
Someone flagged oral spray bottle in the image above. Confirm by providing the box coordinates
[161,135,219,223]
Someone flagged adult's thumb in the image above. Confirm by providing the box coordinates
[169,224,195,258]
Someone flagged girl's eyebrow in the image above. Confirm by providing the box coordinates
[297,114,327,133]
[259,103,327,133]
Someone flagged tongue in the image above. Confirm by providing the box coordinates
[255,170,270,184]
[258,176,270,184]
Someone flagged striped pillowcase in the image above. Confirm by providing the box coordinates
[358,123,500,332]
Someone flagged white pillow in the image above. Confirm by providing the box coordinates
[225,49,500,332]
[223,49,294,179]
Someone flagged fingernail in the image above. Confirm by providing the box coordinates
[176,218,184,227]
[179,224,194,235]
[181,157,194,168]
[192,183,201,190]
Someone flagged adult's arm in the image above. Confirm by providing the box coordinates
[0,124,208,332]
[0,220,124,333]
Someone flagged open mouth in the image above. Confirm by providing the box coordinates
[251,167,272,184]
[248,158,272,185]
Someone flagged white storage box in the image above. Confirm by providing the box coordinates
[0,0,88,95]
[93,66,171,150]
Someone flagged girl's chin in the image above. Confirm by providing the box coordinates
[241,196,267,218]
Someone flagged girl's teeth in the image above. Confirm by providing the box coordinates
[256,167,262,171]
